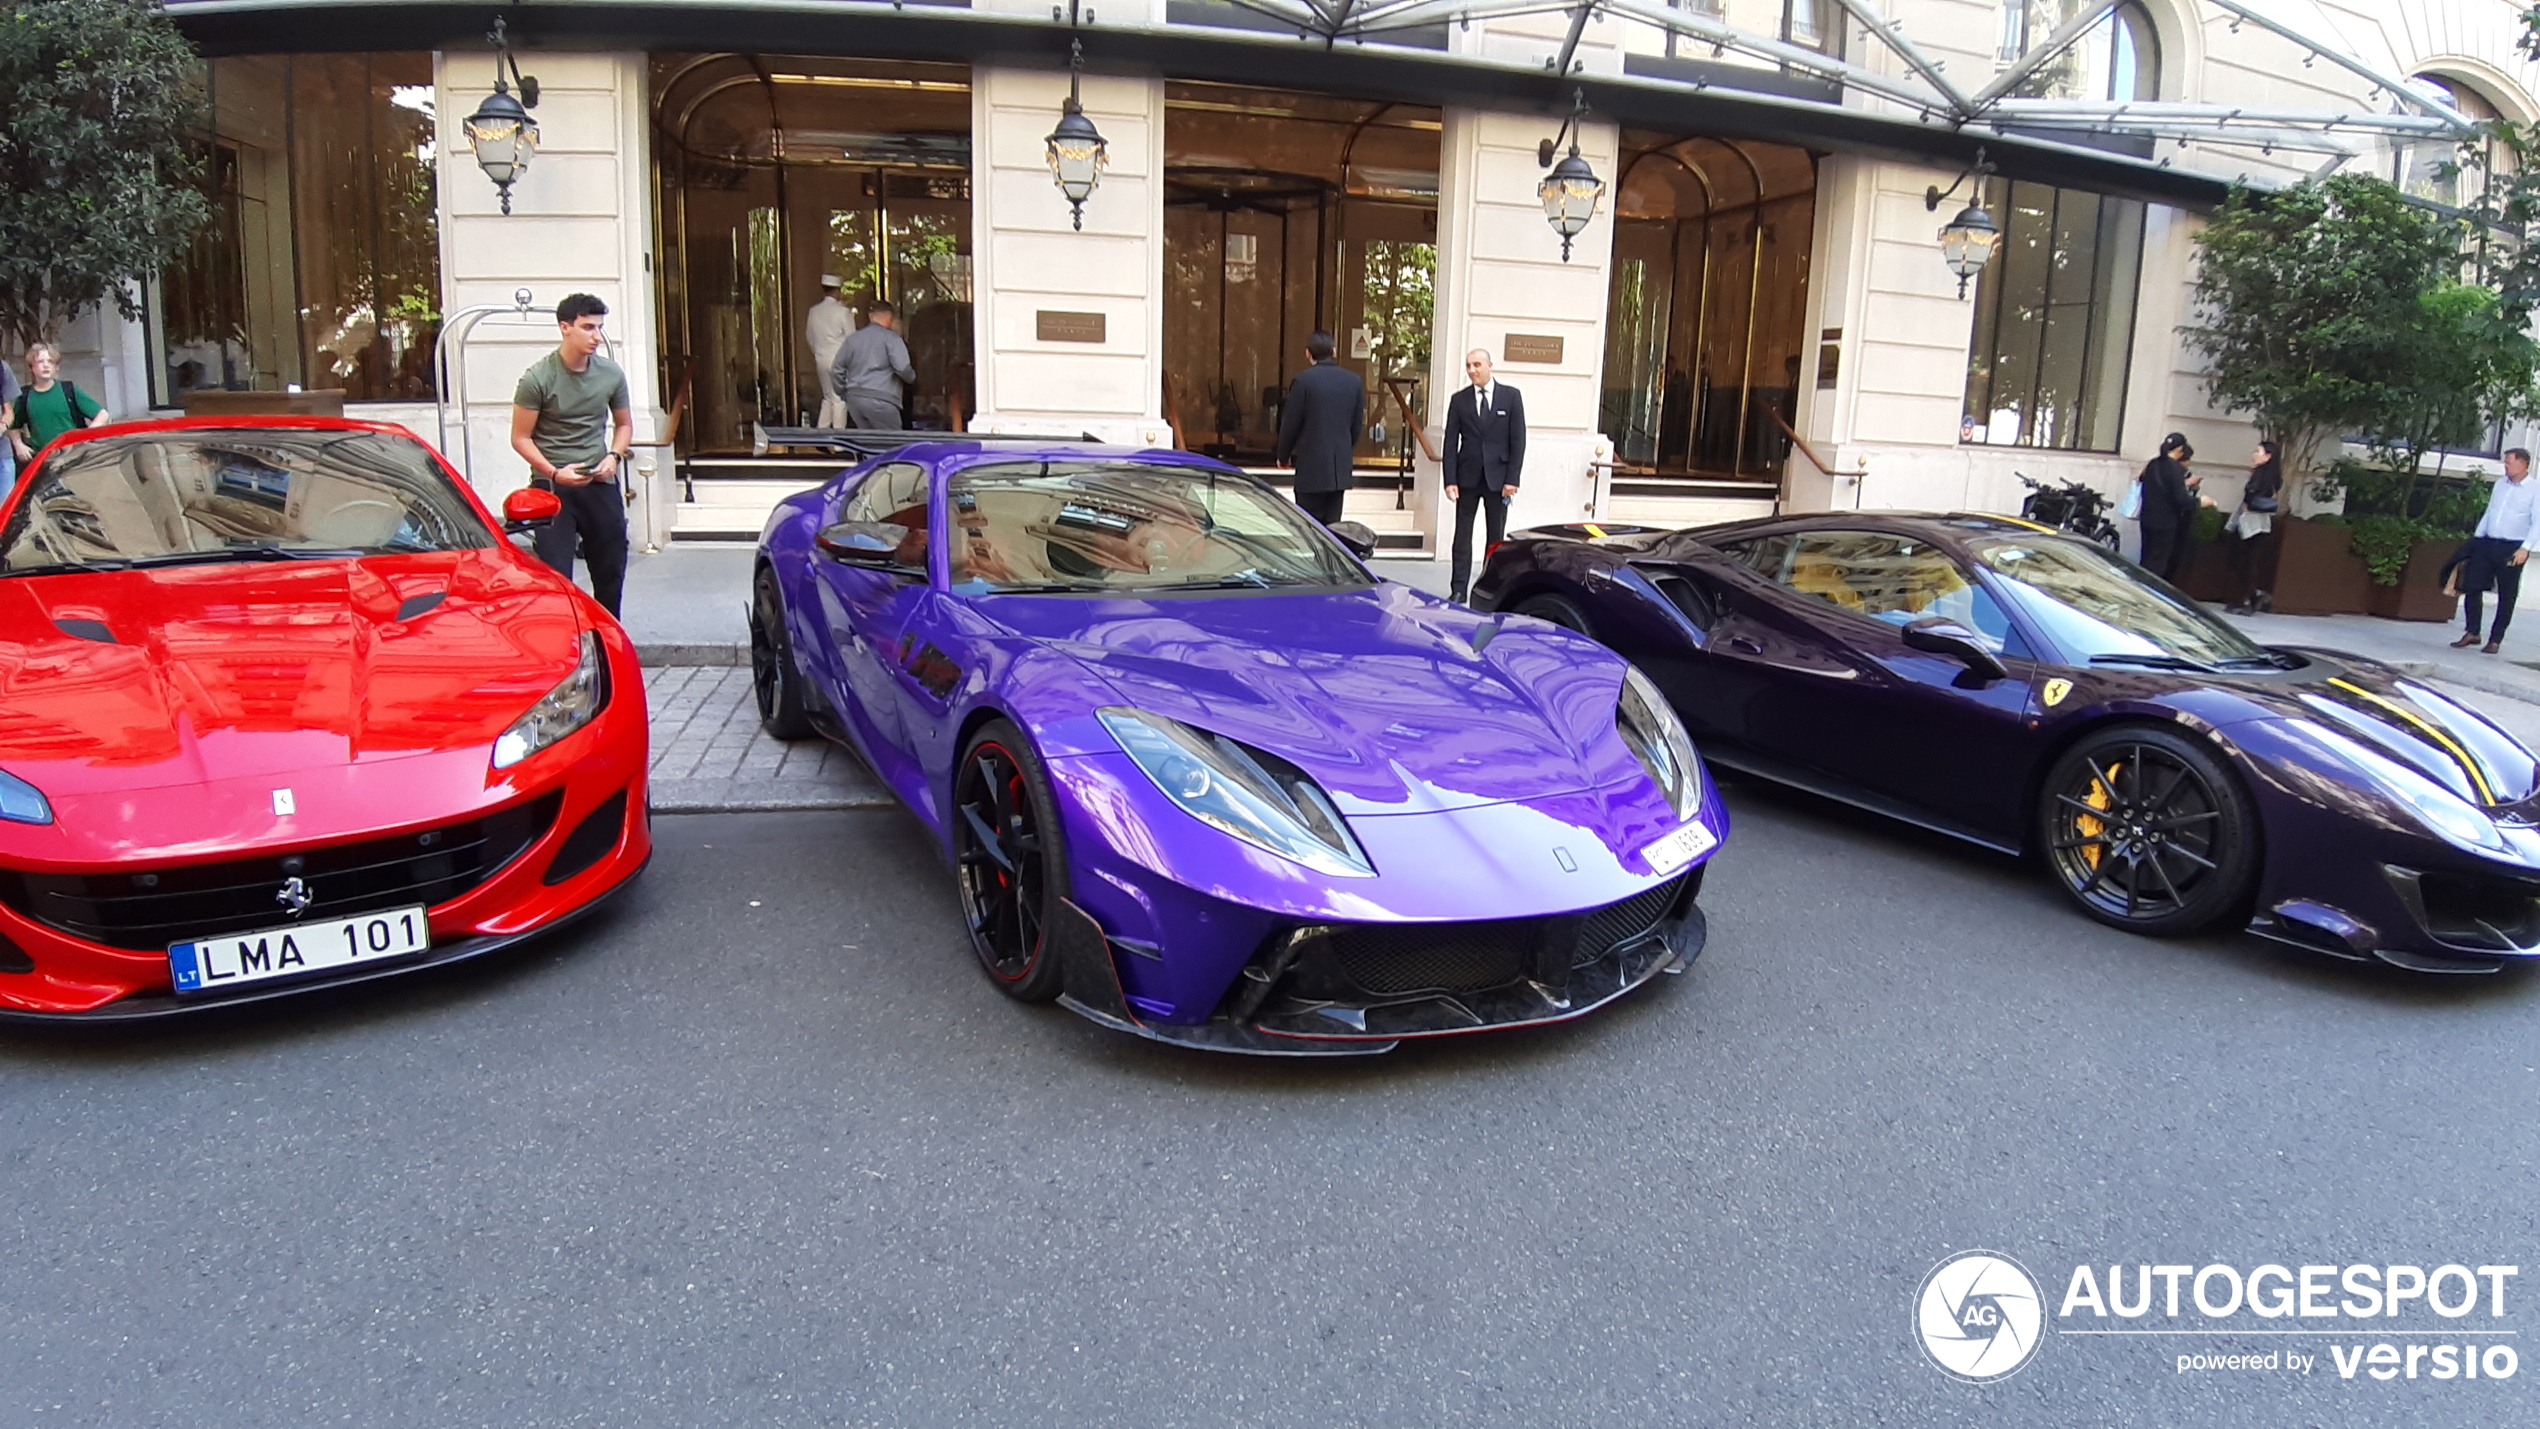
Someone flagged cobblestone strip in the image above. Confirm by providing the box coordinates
[643,666,891,812]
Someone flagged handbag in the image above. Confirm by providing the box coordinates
[2244,493,2280,513]
[2117,478,2143,520]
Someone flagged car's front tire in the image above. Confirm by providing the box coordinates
[951,718,1071,1002]
[750,567,815,740]
[2039,725,2257,936]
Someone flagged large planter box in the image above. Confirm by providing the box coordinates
[2172,534,2238,602]
[2365,537,2462,622]
[2270,518,2374,616]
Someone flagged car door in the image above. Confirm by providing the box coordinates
[1669,530,1868,766]
[810,460,935,796]
[1752,528,2046,840]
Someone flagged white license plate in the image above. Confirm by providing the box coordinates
[1639,820,1717,877]
[169,905,430,993]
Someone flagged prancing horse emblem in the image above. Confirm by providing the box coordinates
[276,876,312,916]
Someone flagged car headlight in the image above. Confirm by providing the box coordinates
[1098,707,1375,877]
[492,630,610,770]
[0,768,53,825]
[2298,720,2510,856]
[1617,665,1702,821]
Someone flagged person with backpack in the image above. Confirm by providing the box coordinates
[6,343,109,468]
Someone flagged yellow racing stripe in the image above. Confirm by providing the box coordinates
[2327,677,2496,805]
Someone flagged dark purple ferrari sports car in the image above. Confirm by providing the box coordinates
[1475,511,2540,974]
[749,441,1727,1052]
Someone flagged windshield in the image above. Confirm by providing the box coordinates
[1969,534,2271,667]
[1,429,495,575]
[945,461,1370,593]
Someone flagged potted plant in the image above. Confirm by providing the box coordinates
[2270,514,2374,615]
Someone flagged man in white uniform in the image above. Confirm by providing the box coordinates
[806,274,855,428]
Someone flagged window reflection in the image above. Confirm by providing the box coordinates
[1960,180,2144,453]
[151,54,441,407]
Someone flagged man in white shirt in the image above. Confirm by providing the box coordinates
[2454,447,2537,654]
[1441,347,1527,603]
[806,275,855,428]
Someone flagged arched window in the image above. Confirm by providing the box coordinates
[2000,1,2160,103]
[2400,75,2506,210]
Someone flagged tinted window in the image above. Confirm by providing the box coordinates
[2,429,493,574]
[1777,530,2015,652]
[1971,534,2270,667]
[1707,532,1793,576]
[945,461,1368,592]
[836,460,931,572]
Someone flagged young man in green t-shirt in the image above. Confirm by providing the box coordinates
[510,293,635,616]
[6,342,109,469]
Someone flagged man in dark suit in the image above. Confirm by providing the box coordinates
[1442,347,1526,602]
[1275,330,1364,526]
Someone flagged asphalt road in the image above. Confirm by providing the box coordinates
[3,787,2534,1428]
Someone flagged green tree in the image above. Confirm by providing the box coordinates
[2181,175,2456,483]
[0,0,212,347]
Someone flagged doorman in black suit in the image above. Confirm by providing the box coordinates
[1275,330,1365,526]
[1443,347,1526,602]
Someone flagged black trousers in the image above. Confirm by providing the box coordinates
[2139,521,2184,581]
[532,478,630,617]
[1448,485,1510,598]
[2463,535,2525,642]
[1294,487,1347,525]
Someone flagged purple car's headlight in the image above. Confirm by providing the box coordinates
[1097,707,1376,878]
[1617,666,1702,822]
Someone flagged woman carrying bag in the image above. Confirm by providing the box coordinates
[2225,440,2283,614]
[2135,432,2202,580]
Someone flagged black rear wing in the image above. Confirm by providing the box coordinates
[750,424,1101,458]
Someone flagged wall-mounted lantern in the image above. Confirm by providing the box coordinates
[1535,90,1606,263]
[465,17,540,215]
[1046,5,1108,231]
[1925,148,2001,300]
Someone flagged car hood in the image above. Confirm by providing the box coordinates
[0,550,586,798]
[980,581,1644,814]
[2179,650,2540,810]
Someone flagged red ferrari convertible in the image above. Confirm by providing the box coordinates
[0,417,650,1020]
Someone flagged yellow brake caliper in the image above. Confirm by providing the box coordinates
[2075,762,2120,869]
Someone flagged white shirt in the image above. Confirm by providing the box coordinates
[2475,471,2540,551]
[806,297,855,372]
[1469,380,1495,415]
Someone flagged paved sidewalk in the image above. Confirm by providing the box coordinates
[644,666,890,813]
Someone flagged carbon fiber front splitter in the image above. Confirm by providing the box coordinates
[1054,896,1707,1057]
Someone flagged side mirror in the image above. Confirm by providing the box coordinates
[502,486,561,532]
[1326,519,1379,561]
[1903,617,2010,684]
[816,519,925,575]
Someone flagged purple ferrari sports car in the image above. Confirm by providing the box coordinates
[750,440,1726,1054]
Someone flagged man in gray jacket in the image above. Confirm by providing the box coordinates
[830,301,915,430]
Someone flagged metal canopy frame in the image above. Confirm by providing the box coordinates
[169,0,2488,195]
[1224,0,2483,161]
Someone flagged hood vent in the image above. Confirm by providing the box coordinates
[52,618,115,644]
[394,591,448,622]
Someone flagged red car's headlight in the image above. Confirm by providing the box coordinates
[492,631,610,770]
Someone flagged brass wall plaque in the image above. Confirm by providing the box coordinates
[1036,310,1107,343]
[1502,334,1564,365]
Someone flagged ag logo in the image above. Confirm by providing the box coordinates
[1914,1250,2045,1383]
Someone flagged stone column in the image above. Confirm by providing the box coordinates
[1425,105,1621,537]
[434,50,666,547]
[967,64,1170,447]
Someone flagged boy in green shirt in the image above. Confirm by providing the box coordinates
[6,342,109,466]
[510,294,635,616]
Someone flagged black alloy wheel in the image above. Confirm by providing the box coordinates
[2039,725,2256,936]
[951,718,1070,1002]
[750,567,815,740]
[1513,592,1594,638]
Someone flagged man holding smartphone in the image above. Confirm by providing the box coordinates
[511,293,636,617]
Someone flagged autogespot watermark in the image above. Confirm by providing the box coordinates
[1913,1253,2522,1388]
